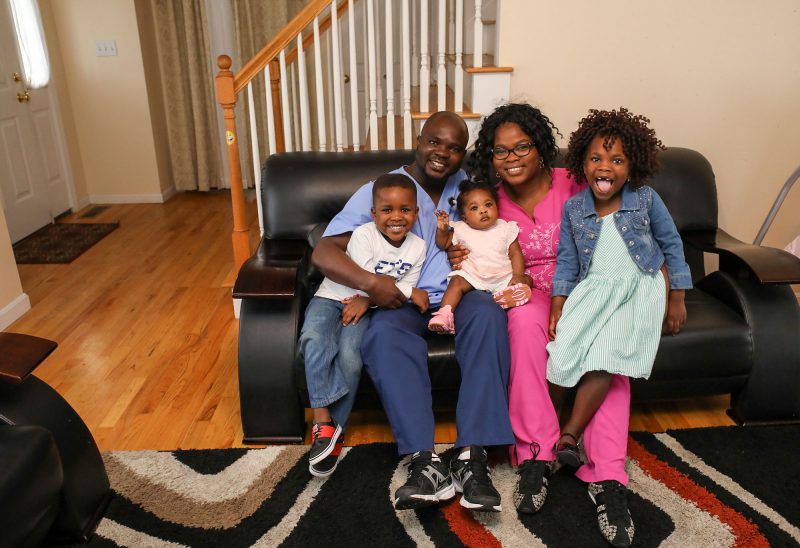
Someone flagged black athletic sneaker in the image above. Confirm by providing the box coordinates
[309,438,343,477]
[309,420,342,465]
[394,451,455,510]
[450,446,502,512]
[514,458,552,514]
[588,480,635,547]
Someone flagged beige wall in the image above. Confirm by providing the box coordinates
[0,208,24,324]
[499,0,800,249]
[45,0,167,201]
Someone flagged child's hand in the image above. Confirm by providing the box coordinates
[341,295,370,326]
[548,296,567,341]
[434,209,450,231]
[410,287,429,313]
[665,290,687,335]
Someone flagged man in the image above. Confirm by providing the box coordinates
[312,112,514,512]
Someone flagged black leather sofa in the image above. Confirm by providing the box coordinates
[233,148,800,444]
[0,333,110,546]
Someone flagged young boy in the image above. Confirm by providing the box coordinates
[298,173,428,477]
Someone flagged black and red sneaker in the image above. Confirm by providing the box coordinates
[309,420,342,466]
[310,438,344,477]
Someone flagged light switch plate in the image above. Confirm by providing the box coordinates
[95,40,118,57]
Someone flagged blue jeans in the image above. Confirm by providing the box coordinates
[298,296,370,429]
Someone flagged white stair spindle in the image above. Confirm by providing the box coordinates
[402,0,412,149]
[366,0,378,150]
[330,0,345,151]
[290,63,301,149]
[373,0,384,118]
[313,17,327,151]
[279,49,293,152]
[246,83,265,236]
[473,0,483,68]
[455,0,463,110]
[437,0,446,111]
[411,0,419,87]
[385,0,395,150]
[262,68,277,156]
[419,0,429,113]
[297,34,311,151]
[348,0,360,149]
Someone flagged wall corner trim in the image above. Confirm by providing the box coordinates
[0,293,32,332]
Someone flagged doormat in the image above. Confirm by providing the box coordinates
[12,222,119,264]
[76,425,799,547]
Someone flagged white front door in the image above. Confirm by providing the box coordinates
[0,1,73,243]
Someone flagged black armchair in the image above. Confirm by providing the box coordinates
[233,148,800,443]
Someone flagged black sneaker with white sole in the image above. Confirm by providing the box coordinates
[514,458,552,514]
[308,420,342,466]
[394,451,455,510]
[588,480,635,547]
[450,446,502,512]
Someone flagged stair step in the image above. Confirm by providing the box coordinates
[410,85,481,120]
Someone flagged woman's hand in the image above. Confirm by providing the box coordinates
[409,287,429,313]
[341,295,370,326]
[446,243,469,270]
[665,290,687,335]
[548,296,567,341]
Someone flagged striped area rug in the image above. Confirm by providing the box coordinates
[81,425,800,547]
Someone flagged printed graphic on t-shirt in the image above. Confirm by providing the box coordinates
[375,258,413,278]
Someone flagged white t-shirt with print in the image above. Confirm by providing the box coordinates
[315,222,427,302]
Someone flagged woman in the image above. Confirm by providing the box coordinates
[465,104,633,541]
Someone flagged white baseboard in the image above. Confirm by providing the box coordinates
[0,293,31,331]
[88,192,168,204]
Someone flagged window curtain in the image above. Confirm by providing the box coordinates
[151,0,224,191]
[232,0,307,168]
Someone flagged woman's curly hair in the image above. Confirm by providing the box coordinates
[468,103,561,184]
[565,107,666,188]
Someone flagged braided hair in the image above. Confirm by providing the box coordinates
[468,103,561,185]
[565,107,666,188]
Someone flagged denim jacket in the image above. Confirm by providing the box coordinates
[552,184,692,297]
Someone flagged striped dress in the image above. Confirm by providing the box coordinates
[546,213,666,387]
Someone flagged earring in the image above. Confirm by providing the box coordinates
[495,171,501,179]
[539,158,545,169]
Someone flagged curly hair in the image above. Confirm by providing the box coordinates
[565,107,665,188]
[455,178,498,216]
[467,103,562,185]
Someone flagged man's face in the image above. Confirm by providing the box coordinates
[413,115,468,183]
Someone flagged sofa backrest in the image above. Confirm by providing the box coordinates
[261,147,718,277]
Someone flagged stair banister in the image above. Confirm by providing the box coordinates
[437,0,446,110]
[385,1,396,150]
[347,0,360,149]
[402,0,412,149]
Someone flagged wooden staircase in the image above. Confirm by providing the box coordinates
[216,0,512,271]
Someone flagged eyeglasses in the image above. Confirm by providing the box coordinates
[492,142,534,160]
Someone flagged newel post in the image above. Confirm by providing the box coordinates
[216,55,251,273]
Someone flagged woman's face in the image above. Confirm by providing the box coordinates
[491,122,542,186]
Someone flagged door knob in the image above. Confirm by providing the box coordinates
[17,91,30,103]
[12,72,22,82]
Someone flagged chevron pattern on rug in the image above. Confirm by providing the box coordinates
[81,425,800,547]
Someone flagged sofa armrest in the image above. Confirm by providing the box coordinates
[233,239,309,299]
[683,228,800,284]
[0,333,57,385]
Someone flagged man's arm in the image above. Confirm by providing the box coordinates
[313,234,406,308]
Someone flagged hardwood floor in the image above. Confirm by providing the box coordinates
[10,191,733,451]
